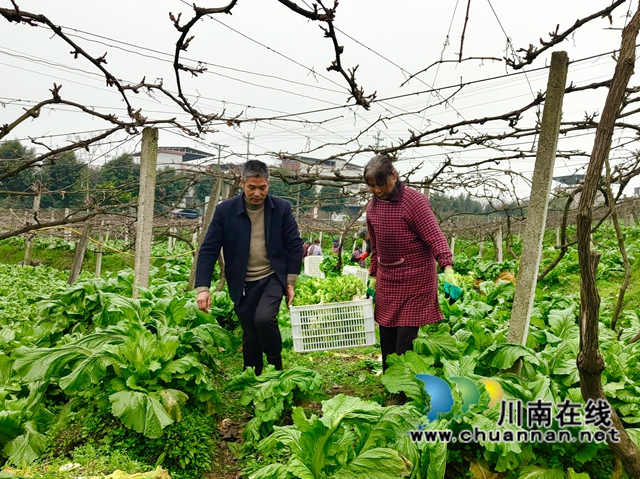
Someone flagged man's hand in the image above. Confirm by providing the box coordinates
[286,284,295,306]
[197,290,212,313]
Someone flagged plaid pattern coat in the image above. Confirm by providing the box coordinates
[367,183,453,327]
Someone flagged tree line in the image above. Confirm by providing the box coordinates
[0,139,354,215]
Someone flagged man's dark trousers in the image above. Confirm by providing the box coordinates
[234,274,283,375]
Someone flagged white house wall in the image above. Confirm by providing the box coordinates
[156,152,184,168]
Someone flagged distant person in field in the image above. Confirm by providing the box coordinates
[195,160,303,375]
[307,238,323,256]
[331,237,341,254]
[357,227,372,268]
[363,154,456,372]
[302,241,311,259]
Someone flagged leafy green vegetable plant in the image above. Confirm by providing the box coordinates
[248,394,421,479]
[0,375,53,468]
[3,271,239,466]
[227,365,325,445]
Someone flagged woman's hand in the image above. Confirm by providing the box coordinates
[444,267,456,285]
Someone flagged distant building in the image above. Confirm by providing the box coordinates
[280,155,362,182]
[132,146,215,170]
[279,155,364,197]
[553,174,585,188]
[634,187,640,197]
[553,173,613,205]
[552,173,584,202]
[131,146,238,209]
[280,155,365,220]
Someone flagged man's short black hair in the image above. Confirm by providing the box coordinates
[242,160,270,181]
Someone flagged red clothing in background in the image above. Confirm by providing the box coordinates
[367,183,453,327]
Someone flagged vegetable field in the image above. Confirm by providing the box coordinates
[1,223,640,479]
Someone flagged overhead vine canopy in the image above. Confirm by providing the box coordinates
[1,0,640,216]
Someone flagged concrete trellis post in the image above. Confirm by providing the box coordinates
[96,221,104,278]
[168,226,177,252]
[68,224,92,285]
[64,208,70,241]
[508,51,569,355]
[192,220,200,248]
[49,210,55,240]
[23,191,41,266]
[494,226,503,263]
[133,127,158,297]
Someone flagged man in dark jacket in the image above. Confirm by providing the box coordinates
[195,160,303,375]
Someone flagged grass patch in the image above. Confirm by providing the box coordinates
[0,241,133,274]
[282,346,385,402]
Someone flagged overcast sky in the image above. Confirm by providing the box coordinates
[1,0,638,197]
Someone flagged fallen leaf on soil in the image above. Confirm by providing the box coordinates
[497,271,516,284]
[90,466,171,479]
[469,459,498,479]
[218,418,241,441]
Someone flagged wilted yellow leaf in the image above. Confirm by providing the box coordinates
[470,458,499,479]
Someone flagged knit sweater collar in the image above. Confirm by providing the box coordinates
[244,196,265,211]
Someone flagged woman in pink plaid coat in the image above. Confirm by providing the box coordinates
[364,154,454,371]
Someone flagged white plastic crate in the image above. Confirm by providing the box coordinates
[290,299,376,353]
[304,255,325,278]
[342,265,369,285]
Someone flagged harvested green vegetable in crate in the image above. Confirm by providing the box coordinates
[290,275,373,352]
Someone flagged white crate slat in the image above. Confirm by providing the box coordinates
[304,255,325,278]
[290,298,375,353]
[342,265,369,284]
